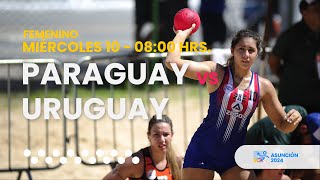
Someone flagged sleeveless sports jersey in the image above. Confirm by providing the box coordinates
[183,66,260,174]
[130,147,172,180]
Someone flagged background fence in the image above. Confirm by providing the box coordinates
[0,0,281,179]
[0,50,272,179]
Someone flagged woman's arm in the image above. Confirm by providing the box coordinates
[102,154,143,180]
[165,24,216,80]
[102,164,128,180]
[260,78,302,133]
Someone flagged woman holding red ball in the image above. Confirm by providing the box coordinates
[165,23,302,179]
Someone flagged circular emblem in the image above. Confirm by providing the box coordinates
[146,169,157,180]
[224,84,233,92]
[231,102,243,112]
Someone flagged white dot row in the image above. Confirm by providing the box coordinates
[23,149,140,165]
[23,149,133,158]
[28,156,140,165]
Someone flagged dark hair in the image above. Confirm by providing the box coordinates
[299,0,320,12]
[300,0,310,11]
[254,169,263,177]
[290,118,309,144]
[226,29,262,67]
[148,115,181,180]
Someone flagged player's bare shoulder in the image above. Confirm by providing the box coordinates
[258,76,276,97]
[214,63,225,74]
[128,150,145,178]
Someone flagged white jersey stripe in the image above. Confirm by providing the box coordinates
[216,68,233,129]
[223,90,244,141]
[239,74,255,131]
[223,115,237,142]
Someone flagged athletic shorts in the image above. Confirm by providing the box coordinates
[183,135,238,175]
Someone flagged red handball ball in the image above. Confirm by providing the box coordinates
[173,8,201,35]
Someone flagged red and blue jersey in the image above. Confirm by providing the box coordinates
[183,66,260,174]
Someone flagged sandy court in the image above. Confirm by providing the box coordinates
[0,85,266,179]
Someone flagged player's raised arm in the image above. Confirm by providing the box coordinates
[165,9,216,80]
